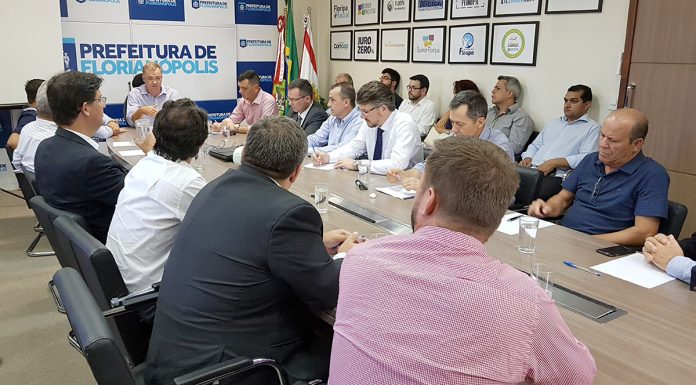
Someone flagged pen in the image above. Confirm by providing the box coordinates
[507,214,524,222]
[564,261,601,277]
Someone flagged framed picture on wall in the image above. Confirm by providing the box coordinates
[414,0,448,22]
[493,0,541,17]
[411,26,446,63]
[330,31,353,60]
[331,0,353,27]
[490,21,539,66]
[546,0,603,14]
[355,0,380,26]
[450,0,491,19]
[381,28,410,62]
[354,29,379,61]
[382,0,412,23]
[448,23,488,64]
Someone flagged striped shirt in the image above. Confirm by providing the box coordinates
[12,117,57,173]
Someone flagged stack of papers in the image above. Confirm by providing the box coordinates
[496,213,554,235]
[119,149,145,157]
[591,253,675,288]
[304,163,335,171]
[112,141,135,148]
[375,185,416,200]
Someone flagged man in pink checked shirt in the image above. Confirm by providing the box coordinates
[329,136,596,385]
[214,70,278,134]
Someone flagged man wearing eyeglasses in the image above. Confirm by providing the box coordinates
[312,81,421,175]
[379,68,403,109]
[398,74,437,140]
[126,62,182,127]
[528,108,669,247]
[287,78,328,136]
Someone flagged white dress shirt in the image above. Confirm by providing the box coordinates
[106,151,207,293]
[398,97,437,136]
[328,110,422,175]
[12,118,57,173]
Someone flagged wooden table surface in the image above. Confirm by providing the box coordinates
[108,129,696,385]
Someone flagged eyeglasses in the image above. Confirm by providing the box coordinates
[93,96,107,104]
[355,179,368,191]
[591,176,603,205]
[288,94,309,103]
[406,86,422,91]
[359,105,379,115]
[379,75,392,81]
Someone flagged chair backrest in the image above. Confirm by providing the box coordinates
[29,196,89,272]
[54,215,128,310]
[659,200,688,237]
[53,267,138,385]
[512,166,544,209]
[124,74,145,121]
[14,172,36,209]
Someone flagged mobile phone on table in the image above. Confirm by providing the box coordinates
[596,245,635,257]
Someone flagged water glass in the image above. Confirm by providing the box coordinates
[357,160,371,187]
[315,184,329,214]
[532,263,554,297]
[193,146,206,173]
[134,119,153,145]
[518,217,539,254]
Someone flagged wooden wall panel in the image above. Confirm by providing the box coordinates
[667,171,696,238]
[631,0,696,64]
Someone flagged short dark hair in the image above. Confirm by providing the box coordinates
[453,80,479,94]
[410,74,429,91]
[331,82,356,108]
[238,70,260,85]
[46,71,103,127]
[288,78,313,98]
[497,75,522,101]
[449,90,488,120]
[381,68,401,88]
[567,84,593,103]
[25,79,44,104]
[357,81,396,111]
[242,116,308,179]
[423,136,519,237]
[152,98,208,162]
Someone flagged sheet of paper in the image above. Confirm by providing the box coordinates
[591,253,675,289]
[375,185,416,200]
[496,213,554,235]
[304,163,335,171]
[112,141,135,148]
[119,149,145,157]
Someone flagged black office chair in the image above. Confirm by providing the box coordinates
[515,131,539,162]
[509,166,544,211]
[123,73,145,124]
[659,200,688,237]
[54,267,288,385]
[12,169,54,257]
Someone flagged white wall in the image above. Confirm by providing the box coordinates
[300,0,630,131]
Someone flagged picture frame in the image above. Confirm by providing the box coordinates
[382,0,412,23]
[493,0,541,17]
[413,0,448,22]
[450,0,491,19]
[490,21,539,66]
[355,0,381,26]
[381,27,410,62]
[411,25,446,63]
[354,29,379,61]
[448,23,488,64]
[331,0,353,27]
[545,0,603,14]
[330,30,353,61]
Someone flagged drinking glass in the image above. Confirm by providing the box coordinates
[315,184,329,214]
[518,217,539,254]
[532,263,554,297]
[357,160,371,187]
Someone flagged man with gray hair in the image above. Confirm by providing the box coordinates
[486,75,535,156]
[145,116,359,385]
[312,81,421,174]
[12,80,55,173]
[126,61,182,126]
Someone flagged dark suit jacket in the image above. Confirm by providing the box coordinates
[145,165,342,385]
[289,102,328,136]
[394,92,404,109]
[14,108,37,133]
[34,127,126,243]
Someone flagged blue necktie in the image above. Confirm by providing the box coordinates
[373,127,384,160]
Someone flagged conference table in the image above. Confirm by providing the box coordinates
[108,129,696,385]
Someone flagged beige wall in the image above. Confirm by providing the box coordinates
[287,0,630,131]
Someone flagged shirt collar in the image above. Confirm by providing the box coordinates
[247,90,266,105]
[380,110,399,132]
[478,126,492,141]
[494,102,520,115]
[336,107,360,124]
[139,84,167,98]
[63,127,99,150]
[563,113,590,124]
[594,151,647,175]
[23,107,37,112]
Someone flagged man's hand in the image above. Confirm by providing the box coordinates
[335,159,357,170]
[387,168,420,183]
[518,157,532,167]
[536,160,556,176]
[337,233,363,254]
[323,229,355,254]
[643,233,684,271]
[312,150,330,166]
[111,125,126,135]
[402,177,421,191]
[528,199,552,218]
[139,105,158,117]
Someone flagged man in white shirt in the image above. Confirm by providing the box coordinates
[12,80,55,174]
[107,98,208,294]
[398,74,437,139]
[312,81,422,175]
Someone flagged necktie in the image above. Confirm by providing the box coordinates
[296,114,302,126]
[373,127,384,160]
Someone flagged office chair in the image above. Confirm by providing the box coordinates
[515,131,539,163]
[659,200,688,237]
[123,73,145,123]
[509,166,544,211]
[11,168,54,257]
[54,267,288,385]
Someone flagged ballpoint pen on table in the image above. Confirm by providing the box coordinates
[564,261,601,277]
[507,214,524,222]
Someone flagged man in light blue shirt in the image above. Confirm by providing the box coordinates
[126,62,182,126]
[307,82,362,155]
[644,233,696,290]
[520,85,600,199]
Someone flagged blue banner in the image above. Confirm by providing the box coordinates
[234,0,277,25]
[60,0,68,17]
[129,0,185,22]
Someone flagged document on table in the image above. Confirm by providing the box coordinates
[591,253,675,289]
[496,213,554,235]
[112,141,135,148]
[375,185,416,200]
[119,149,145,157]
[304,163,335,171]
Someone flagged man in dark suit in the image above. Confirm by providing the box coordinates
[287,78,328,136]
[145,116,358,385]
[34,71,127,243]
